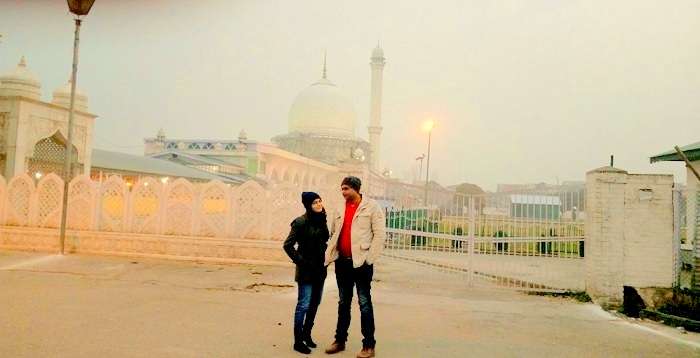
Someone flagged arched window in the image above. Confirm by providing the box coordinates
[28,133,81,180]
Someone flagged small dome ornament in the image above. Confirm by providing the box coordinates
[52,79,89,112]
[0,56,42,100]
[352,148,366,162]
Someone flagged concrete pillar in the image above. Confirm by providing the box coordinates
[585,166,628,309]
[585,166,675,308]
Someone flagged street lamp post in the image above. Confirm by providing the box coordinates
[415,154,425,183]
[422,120,435,206]
[59,0,95,255]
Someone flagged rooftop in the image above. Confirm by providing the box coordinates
[91,149,241,183]
[650,141,700,163]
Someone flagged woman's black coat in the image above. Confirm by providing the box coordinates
[283,214,329,282]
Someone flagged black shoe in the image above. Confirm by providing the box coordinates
[294,342,311,354]
[303,337,317,348]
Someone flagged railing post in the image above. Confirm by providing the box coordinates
[467,196,475,286]
[92,179,102,231]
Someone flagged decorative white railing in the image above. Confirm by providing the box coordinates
[0,173,344,241]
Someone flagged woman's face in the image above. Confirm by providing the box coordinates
[311,198,324,213]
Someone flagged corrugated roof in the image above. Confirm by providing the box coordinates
[150,150,244,168]
[650,141,700,163]
[91,149,234,182]
[147,150,266,185]
[510,194,561,205]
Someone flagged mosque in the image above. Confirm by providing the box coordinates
[0,45,451,206]
[144,45,406,199]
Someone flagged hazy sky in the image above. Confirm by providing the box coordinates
[1,0,698,189]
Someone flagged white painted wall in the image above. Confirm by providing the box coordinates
[585,167,675,308]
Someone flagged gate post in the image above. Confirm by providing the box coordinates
[585,166,627,309]
[467,196,475,286]
[586,166,675,309]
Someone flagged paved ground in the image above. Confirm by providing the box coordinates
[1,250,698,357]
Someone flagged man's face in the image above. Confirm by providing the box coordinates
[341,184,357,200]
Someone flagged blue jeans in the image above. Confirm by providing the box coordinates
[334,258,376,348]
[294,279,325,342]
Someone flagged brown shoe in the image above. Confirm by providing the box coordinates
[357,347,375,358]
[324,341,345,354]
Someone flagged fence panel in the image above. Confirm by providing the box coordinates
[385,188,586,292]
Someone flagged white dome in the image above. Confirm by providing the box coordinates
[0,56,42,100]
[52,79,89,112]
[289,78,356,138]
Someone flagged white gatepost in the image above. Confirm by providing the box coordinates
[467,196,475,286]
[585,166,675,309]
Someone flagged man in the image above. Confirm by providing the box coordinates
[324,176,385,358]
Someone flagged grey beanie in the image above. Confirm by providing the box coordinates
[341,176,362,192]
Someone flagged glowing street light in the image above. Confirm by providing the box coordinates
[67,0,96,16]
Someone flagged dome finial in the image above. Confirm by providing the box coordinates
[19,56,27,67]
[371,44,385,62]
[322,49,328,79]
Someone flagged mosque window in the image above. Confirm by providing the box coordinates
[224,143,235,151]
[166,142,178,150]
[188,143,201,150]
[203,143,214,150]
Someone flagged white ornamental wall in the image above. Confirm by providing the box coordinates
[0,174,343,241]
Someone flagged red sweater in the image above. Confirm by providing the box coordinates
[338,200,360,258]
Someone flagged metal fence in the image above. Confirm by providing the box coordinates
[695,190,700,289]
[674,188,699,289]
[384,188,586,292]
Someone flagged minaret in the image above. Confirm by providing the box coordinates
[368,44,385,172]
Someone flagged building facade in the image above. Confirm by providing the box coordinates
[0,57,96,180]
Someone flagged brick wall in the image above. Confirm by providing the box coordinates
[585,167,674,308]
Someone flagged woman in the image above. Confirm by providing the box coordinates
[283,192,330,354]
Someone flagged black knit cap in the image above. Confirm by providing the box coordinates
[341,176,362,192]
[301,192,321,211]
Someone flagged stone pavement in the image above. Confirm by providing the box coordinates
[0,250,698,357]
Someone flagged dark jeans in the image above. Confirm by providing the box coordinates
[294,279,324,342]
[334,258,376,348]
